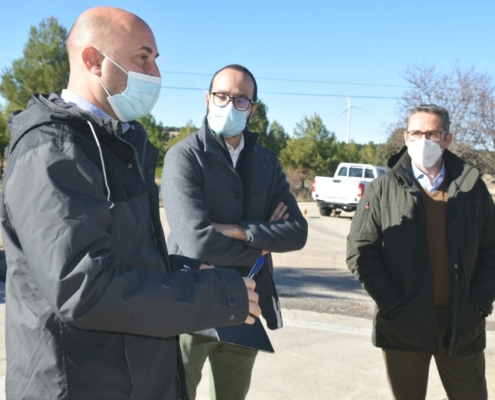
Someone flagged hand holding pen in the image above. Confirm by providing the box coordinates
[248,256,264,279]
[243,277,260,324]
[242,255,265,324]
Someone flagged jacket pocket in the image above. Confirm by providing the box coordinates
[374,300,437,351]
[123,334,179,399]
[453,297,486,354]
[380,301,405,319]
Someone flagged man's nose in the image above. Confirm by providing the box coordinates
[147,62,160,78]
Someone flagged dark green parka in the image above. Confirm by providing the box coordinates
[347,147,495,356]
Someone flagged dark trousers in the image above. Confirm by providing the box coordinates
[382,307,487,400]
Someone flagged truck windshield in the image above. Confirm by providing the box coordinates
[349,167,363,178]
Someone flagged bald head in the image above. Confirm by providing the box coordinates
[67,7,151,60]
[65,7,160,120]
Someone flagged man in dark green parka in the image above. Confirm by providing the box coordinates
[347,104,495,400]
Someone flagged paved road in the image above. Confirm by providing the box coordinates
[273,208,376,319]
[0,202,494,399]
[183,202,495,399]
[273,203,495,329]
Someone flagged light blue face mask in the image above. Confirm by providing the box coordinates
[207,103,249,137]
[96,50,162,122]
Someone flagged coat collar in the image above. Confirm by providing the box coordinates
[389,146,480,193]
[198,117,259,164]
[7,93,127,158]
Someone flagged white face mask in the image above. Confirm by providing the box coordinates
[407,138,443,168]
[96,50,162,122]
[207,103,249,137]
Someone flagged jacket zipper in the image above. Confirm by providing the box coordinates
[116,134,145,182]
[139,132,148,173]
[176,372,183,400]
[123,335,134,399]
[117,128,172,274]
[447,191,459,357]
[393,170,441,353]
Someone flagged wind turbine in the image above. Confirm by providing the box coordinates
[338,96,367,143]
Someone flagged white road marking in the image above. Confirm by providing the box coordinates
[284,318,371,336]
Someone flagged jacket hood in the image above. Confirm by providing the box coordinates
[387,146,408,169]
[388,145,480,193]
[7,93,123,157]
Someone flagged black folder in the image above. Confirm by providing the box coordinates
[196,318,274,353]
[216,317,274,353]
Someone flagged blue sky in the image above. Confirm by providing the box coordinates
[0,1,494,144]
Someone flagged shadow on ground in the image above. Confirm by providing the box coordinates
[274,267,365,299]
[0,250,7,304]
[0,251,5,304]
[273,266,375,317]
[0,251,4,283]
[273,266,495,330]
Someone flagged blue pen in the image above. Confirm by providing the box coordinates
[247,256,264,278]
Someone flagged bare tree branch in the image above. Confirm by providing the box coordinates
[392,64,495,174]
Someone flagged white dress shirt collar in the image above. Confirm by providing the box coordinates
[226,134,245,168]
[411,161,446,193]
[60,89,130,133]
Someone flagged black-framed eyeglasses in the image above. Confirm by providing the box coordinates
[406,130,448,142]
[210,92,255,112]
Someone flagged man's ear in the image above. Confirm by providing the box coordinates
[445,133,453,147]
[249,103,258,118]
[82,47,104,76]
[205,92,210,109]
[403,130,409,146]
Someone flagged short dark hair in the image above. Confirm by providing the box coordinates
[209,64,258,102]
[407,104,451,132]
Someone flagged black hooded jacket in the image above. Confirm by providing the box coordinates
[0,94,250,400]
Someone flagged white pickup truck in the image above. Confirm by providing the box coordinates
[312,163,387,216]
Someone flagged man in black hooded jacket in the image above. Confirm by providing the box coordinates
[0,7,260,400]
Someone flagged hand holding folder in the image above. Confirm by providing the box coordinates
[215,255,274,353]
[195,255,274,353]
[195,256,275,353]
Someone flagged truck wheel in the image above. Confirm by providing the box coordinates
[319,208,331,216]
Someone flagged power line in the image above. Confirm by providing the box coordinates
[0,57,409,88]
[161,86,400,100]
[160,70,410,88]
[260,91,399,100]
